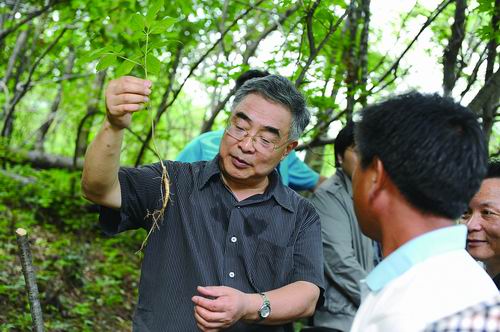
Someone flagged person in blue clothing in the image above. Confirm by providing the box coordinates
[177,69,325,191]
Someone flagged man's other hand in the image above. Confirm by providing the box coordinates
[192,285,250,331]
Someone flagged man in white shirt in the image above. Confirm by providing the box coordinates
[349,92,498,332]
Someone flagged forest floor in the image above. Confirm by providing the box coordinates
[0,165,143,331]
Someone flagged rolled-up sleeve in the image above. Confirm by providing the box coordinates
[99,163,165,235]
[290,200,325,304]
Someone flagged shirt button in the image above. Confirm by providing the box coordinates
[229,272,235,278]
[231,236,237,243]
[237,206,241,209]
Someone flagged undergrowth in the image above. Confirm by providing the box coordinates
[0,165,144,331]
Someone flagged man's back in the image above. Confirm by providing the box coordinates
[351,227,497,332]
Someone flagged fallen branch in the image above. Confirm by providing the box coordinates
[16,228,44,332]
[2,148,83,170]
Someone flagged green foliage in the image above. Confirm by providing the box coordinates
[86,1,179,78]
[474,0,500,42]
[0,167,143,331]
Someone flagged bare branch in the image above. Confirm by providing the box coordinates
[242,3,300,64]
[295,6,349,87]
[1,26,69,138]
[164,0,266,113]
[442,0,467,97]
[468,67,500,116]
[459,47,487,101]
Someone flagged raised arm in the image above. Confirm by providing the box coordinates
[81,76,151,209]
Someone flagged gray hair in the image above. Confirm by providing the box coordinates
[231,75,310,141]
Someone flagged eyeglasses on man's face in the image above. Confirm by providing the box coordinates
[225,122,289,153]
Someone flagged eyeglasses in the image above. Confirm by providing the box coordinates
[225,123,289,153]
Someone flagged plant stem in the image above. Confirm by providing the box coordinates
[137,29,170,253]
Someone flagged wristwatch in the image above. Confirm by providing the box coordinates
[258,292,271,320]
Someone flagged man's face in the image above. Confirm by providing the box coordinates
[341,145,359,179]
[462,178,500,261]
[219,93,296,186]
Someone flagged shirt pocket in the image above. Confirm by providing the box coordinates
[248,238,294,292]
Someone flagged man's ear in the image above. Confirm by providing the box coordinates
[336,153,343,165]
[281,141,298,161]
[368,157,388,202]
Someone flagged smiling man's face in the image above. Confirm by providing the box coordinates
[462,178,500,261]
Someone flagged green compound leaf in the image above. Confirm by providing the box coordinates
[96,54,117,71]
[149,17,177,34]
[80,46,113,63]
[145,54,161,75]
[146,0,163,27]
[130,13,146,32]
[115,59,136,77]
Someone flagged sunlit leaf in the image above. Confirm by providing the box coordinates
[149,17,177,34]
[96,54,117,71]
[145,0,163,27]
[145,54,161,75]
[115,59,136,77]
[80,46,113,63]
[130,13,145,32]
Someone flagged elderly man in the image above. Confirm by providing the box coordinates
[349,92,497,331]
[81,75,324,331]
[177,69,325,192]
[463,159,500,288]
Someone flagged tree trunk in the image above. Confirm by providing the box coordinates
[2,29,29,87]
[35,48,76,152]
[485,0,499,82]
[442,0,467,97]
[343,0,360,117]
[1,26,68,139]
[358,0,371,107]
[73,70,106,162]
[480,0,499,145]
[468,68,500,144]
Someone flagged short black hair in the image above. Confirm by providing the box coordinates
[235,69,270,90]
[486,159,500,179]
[355,92,488,220]
[334,120,355,167]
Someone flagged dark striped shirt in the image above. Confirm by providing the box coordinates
[99,156,325,332]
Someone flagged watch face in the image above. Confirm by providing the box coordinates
[260,305,271,318]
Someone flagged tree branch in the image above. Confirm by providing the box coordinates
[295,5,349,87]
[0,0,61,42]
[369,0,454,93]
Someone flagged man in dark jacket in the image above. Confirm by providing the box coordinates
[310,121,376,331]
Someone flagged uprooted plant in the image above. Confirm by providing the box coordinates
[84,1,178,252]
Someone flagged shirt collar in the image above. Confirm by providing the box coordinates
[199,154,295,213]
[365,225,467,292]
[265,169,295,213]
[199,154,221,189]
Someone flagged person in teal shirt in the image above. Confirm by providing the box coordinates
[176,129,322,191]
